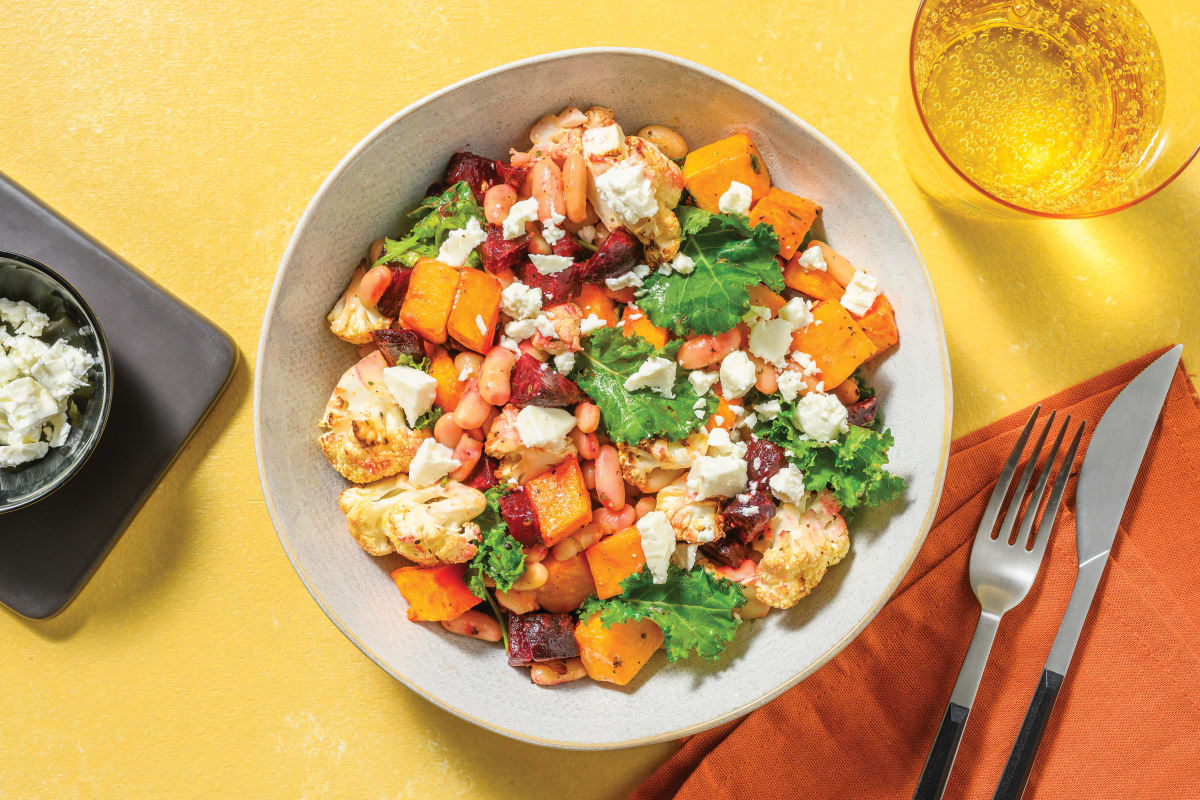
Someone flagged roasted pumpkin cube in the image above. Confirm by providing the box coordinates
[747,284,787,316]
[446,268,502,353]
[682,133,772,214]
[791,300,878,391]
[575,612,664,686]
[621,304,669,349]
[399,258,458,343]
[748,188,821,259]
[391,563,482,622]
[535,553,597,613]
[585,527,647,599]
[706,391,737,433]
[525,457,593,546]
[784,254,844,301]
[428,349,463,412]
[857,294,899,353]
[577,284,619,328]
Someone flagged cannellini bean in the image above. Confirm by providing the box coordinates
[593,445,625,510]
[527,227,552,255]
[449,435,483,482]
[441,610,502,642]
[580,459,596,490]
[496,588,539,615]
[634,496,657,520]
[484,184,518,226]
[357,264,393,308]
[494,268,517,288]
[518,341,549,362]
[478,347,515,405]
[574,402,600,433]
[433,413,464,448]
[832,377,860,405]
[562,153,588,223]
[369,237,386,263]
[552,537,582,561]
[454,351,483,381]
[814,241,857,287]
[513,560,549,591]
[452,389,492,430]
[523,543,548,563]
[594,504,636,533]
[572,521,603,550]
[530,158,565,221]
[756,364,779,395]
[676,328,742,370]
[636,125,689,160]
[531,657,587,686]
[571,428,599,460]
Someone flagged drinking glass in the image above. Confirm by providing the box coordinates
[901,0,1199,218]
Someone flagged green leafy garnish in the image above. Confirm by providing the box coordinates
[574,327,715,445]
[412,405,442,431]
[850,367,877,400]
[394,352,431,372]
[637,207,783,336]
[579,565,746,662]
[466,487,526,600]
[372,181,486,269]
[754,401,905,511]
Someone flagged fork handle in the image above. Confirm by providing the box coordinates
[992,669,1065,800]
[913,610,1001,800]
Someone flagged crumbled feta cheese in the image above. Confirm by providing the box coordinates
[671,542,698,571]
[748,317,793,368]
[637,511,677,584]
[541,210,566,246]
[714,415,725,426]
[30,340,94,401]
[693,398,707,411]
[778,297,813,330]
[533,314,558,339]
[382,365,437,427]
[504,318,538,341]
[742,305,771,326]
[515,406,576,449]
[795,391,850,442]
[499,336,521,353]
[706,427,747,459]
[797,244,827,271]
[579,314,607,335]
[670,252,696,275]
[623,356,676,397]
[736,412,757,429]
[687,454,748,499]
[553,351,575,374]
[718,350,756,399]
[717,181,753,215]
[594,160,658,223]
[791,351,821,377]
[582,124,624,159]
[840,270,880,316]
[0,442,48,468]
[0,298,49,337]
[407,438,460,487]
[502,197,540,240]
[688,370,719,397]
[529,253,574,275]
[458,366,473,382]
[754,399,781,420]
[578,225,596,244]
[768,464,808,505]
[4,335,49,372]
[0,377,59,432]
[695,408,707,419]
[604,263,650,291]
[500,281,543,320]
[777,369,808,403]
[436,217,486,266]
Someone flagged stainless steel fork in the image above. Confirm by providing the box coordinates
[912,407,1085,800]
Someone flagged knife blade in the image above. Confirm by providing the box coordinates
[994,345,1181,800]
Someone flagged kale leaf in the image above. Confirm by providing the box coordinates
[466,487,526,599]
[373,181,485,269]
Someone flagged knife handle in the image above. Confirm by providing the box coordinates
[993,669,1066,800]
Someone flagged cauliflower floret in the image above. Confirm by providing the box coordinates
[484,404,576,483]
[338,474,487,564]
[531,302,582,355]
[618,432,708,492]
[585,133,684,266]
[654,474,723,544]
[319,350,429,483]
[327,266,392,345]
[755,491,849,610]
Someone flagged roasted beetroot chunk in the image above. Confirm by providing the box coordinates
[499,488,541,546]
[481,224,528,274]
[509,353,583,408]
[580,227,642,284]
[462,454,500,491]
[551,234,586,262]
[369,328,425,366]
[700,536,750,567]
[507,613,579,666]
[496,161,530,192]
[518,260,582,306]
[745,438,787,485]
[444,151,500,203]
[722,490,777,543]
[375,265,412,318]
[846,395,879,428]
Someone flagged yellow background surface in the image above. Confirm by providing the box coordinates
[2,1,1196,798]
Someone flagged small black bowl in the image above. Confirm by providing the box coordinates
[0,252,113,513]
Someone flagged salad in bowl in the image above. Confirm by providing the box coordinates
[318,104,903,688]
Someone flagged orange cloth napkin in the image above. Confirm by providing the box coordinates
[634,349,1200,800]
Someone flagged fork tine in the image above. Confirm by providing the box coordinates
[1029,420,1086,559]
[977,406,1040,540]
[1016,414,1071,550]
[996,410,1056,543]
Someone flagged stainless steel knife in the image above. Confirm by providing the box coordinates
[993,345,1182,800]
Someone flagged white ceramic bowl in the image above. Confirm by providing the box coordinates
[255,48,951,749]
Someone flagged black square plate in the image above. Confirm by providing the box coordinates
[0,173,236,618]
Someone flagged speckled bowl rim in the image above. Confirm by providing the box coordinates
[254,46,952,750]
[0,250,114,515]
